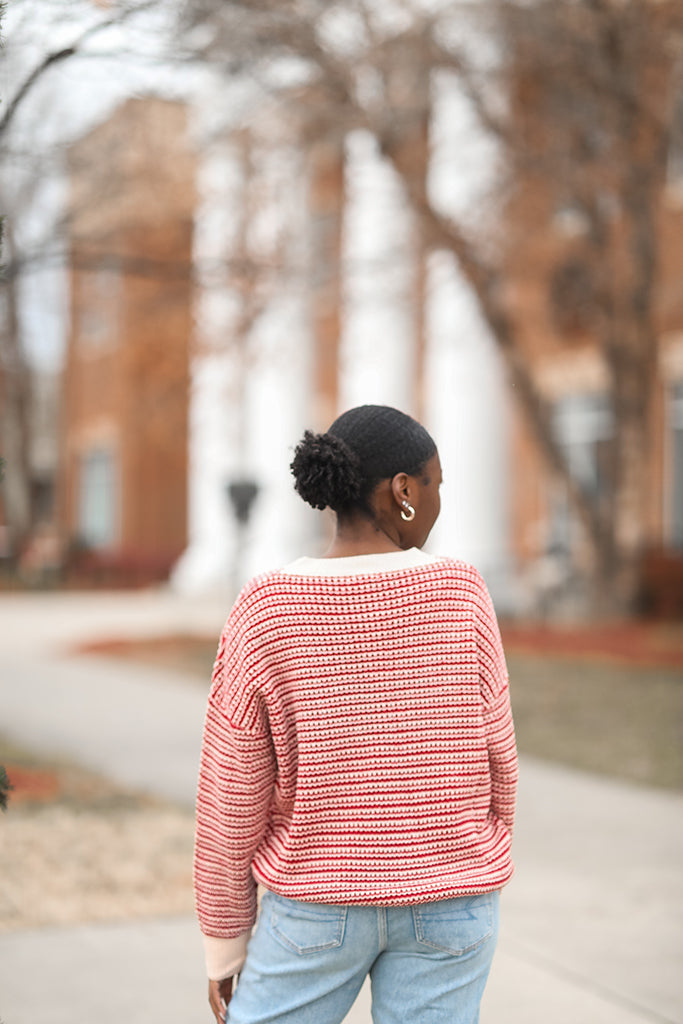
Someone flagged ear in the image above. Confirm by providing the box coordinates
[390,472,411,509]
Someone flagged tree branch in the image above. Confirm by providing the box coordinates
[0,2,159,139]
[380,137,604,551]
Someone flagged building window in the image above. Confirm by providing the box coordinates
[670,383,683,548]
[78,448,117,549]
[548,392,613,552]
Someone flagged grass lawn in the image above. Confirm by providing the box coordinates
[508,652,683,791]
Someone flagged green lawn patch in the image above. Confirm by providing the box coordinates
[508,653,683,791]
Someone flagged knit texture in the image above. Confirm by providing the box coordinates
[194,557,517,947]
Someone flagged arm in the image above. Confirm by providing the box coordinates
[483,687,517,833]
[194,613,277,984]
[475,577,518,833]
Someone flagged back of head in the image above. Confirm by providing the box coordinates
[290,405,436,514]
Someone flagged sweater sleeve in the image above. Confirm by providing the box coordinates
[193,593,277,979]
[475,575,518,834]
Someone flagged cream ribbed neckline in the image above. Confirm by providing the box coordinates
[281,548,441,576]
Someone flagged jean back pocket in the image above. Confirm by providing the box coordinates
[412,892,496,956]
[268,895,348,955]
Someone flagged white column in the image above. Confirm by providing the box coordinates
[339,130,417,415]
[423,251,509,582]
[240,288,318,578]
[424,72,510,589]
[171,142,246,594]
[233,141,317,581]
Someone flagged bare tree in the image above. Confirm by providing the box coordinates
[0,0,184,559]
[3,0,681,607]
[0,220,34,554]
[494,0,683,604]
[178,0,683,612]
[0,0,163,140]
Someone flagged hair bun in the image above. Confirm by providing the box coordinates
[290,430,363,511]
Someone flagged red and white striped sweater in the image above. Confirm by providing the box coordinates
[194,549,518,979]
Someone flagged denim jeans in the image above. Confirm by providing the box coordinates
[226,889,499,1024]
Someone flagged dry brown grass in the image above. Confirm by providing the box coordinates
[0,739,194,932]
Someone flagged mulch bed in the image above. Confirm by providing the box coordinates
[3,764,61,804]
[73,633,218,682]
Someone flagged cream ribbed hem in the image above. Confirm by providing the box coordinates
[282,548,441,576]
[203,931,250,980]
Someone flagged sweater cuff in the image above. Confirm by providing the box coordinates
[203,931,251,980]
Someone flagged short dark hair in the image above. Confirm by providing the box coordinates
[290,405,437,514]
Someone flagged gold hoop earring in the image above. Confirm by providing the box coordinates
[400,503,416,522]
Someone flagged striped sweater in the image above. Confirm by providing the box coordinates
[194,548,518,979]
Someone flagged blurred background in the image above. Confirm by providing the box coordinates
[1,3,683,1023]
[1,0,682,618]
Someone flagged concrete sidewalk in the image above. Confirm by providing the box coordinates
[1,590,682,1024]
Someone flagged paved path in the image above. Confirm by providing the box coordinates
[1,590,682,1024]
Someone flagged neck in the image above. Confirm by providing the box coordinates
[323,513,404,558]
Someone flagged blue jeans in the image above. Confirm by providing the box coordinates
[226,889,499,1024]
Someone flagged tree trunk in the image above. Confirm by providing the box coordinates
[0,266,34,559]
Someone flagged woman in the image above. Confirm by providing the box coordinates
[194,404,517,1024]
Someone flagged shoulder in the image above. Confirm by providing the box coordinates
[430,556,488,591]
[432,555,483,580]
[236,568,287,600]
[427,558,502,622]
[224,566,320,630]
[226,569,289,620]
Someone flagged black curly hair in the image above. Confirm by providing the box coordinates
[290,405,437,515]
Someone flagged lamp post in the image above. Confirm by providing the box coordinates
[226,477,259,592]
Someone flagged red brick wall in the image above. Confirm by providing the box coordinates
[60,98,195,577]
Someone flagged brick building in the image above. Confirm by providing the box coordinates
[59,97,195,582]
